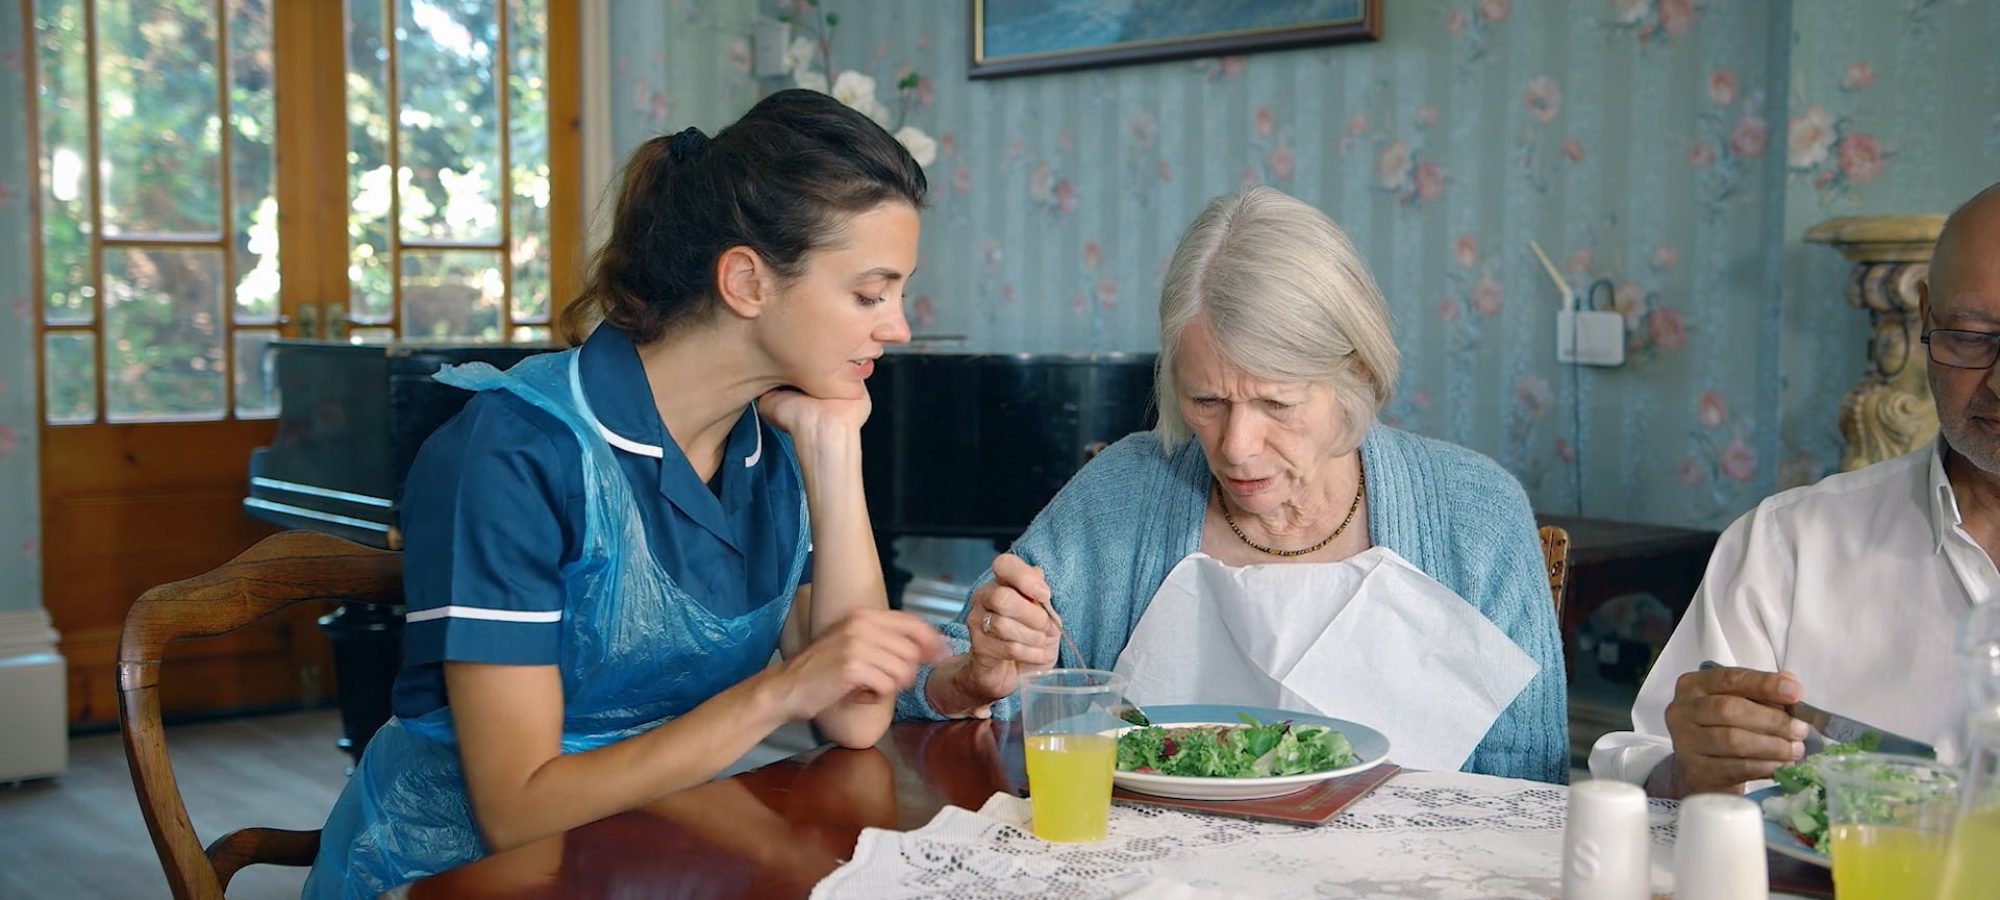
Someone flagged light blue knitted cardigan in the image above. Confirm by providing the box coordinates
[896,424,1569,784]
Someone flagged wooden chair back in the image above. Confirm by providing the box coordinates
[1538,524,1572,623]
[118,531,401,900]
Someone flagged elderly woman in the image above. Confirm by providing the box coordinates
[898,187,1566,783]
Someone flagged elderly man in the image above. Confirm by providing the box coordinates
[1590,182,2000,797]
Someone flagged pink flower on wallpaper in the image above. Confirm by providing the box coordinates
[1268,144,1297,181]
[1471,275,1503,316]
[1843,61,1874,91]
[726,40,752,74]
[1646,307,1687,352]
[1698,390,1728,428]
[1221,56,1246,78]
[872,40,890,61]
[1652,243,1678,269]
[1082,241,1101,270]
[1659,0,1695,36]
[1787,105,1836,169]
[1000,283,1016,303]
[1028,163,1051,201]
[1157,159,1173,181]
[1612,281,1645,324]
[11,295,29,319]
[1522,77,1563,123]
[1253,106,1275,138]
[1412,161,1446,203]
[0,180,11,210]
[1412,388,1433,409]
[1130,111,1158,148]
[1439,298,1463,324]
[0,424,16,459]
[1072,292,1088,315]
[1555,438,1576,465]
[940,133,957,157]
[915,76,935,109]
[1562,137,1586,163]
[1375,140,1411,190]
[1837,132,1885,183]
[1688,140,1717,169]
[1730,115,1769,158]
[912,295,936,327]
[1051,178,1078,213]
[1241,164,1263,190]
[1345,114,1370,137]
[1418,105,1438,127]
[1,47,20,74]
[1707,69,1737,107]
[1566,249,1594,275]
[951,165,972,195]
[1721,437,1756,482]
[980,239,1004,270]
[1815,169,1834,188]
[649,90,671,122]
[918,33,931,50]
[1678,458,1707,486]
[1096,277,1118,310]
[1057,132,1072,152]
[1477,0,1511,22]
[1454,235,1479,268]
[1445,8,1469,34]
[1008,138,1026,159]
[1514,375,1552,420]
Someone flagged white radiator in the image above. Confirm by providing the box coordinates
[0,608,67,783]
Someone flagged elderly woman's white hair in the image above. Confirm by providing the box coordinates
[1154,186,1400,454]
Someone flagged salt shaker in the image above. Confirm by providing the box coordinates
[1562,779,1653,900]
[1672,793,1769,900]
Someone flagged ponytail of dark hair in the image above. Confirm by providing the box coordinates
[561,89,928,344]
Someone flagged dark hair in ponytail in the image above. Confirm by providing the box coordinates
[561,89,929,344]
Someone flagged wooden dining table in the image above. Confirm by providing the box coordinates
[404,719,1837,899]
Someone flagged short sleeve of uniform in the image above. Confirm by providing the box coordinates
[399,392,581,666]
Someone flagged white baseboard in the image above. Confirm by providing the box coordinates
[0,607,68,783]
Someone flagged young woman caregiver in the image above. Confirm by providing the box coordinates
[306,88,947,897]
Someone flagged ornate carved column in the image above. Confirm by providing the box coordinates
[1804,214,1947,472]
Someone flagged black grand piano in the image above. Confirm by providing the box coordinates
[246,339,1158,759]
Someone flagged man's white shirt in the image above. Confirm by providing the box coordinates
[1589,441,1997,784]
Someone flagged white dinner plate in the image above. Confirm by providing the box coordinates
[1106,703,1392,801]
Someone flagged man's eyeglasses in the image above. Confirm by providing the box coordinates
[1923,329,2000,369]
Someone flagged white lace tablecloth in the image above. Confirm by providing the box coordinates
[810,771,1678,900]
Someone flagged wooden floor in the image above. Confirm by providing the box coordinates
[0,710,348,900]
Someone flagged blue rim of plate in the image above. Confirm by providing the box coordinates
[1111,703,1392,777]
[1745,785,1830,869]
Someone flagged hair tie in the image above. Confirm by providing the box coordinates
[667,127,710,163]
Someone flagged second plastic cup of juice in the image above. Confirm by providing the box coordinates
[1818,752,1959,900]
[1019,668,1126,842]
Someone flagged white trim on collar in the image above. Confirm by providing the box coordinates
[595,405,763,467]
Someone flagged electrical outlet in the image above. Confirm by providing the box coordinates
[1557,309,1626,366]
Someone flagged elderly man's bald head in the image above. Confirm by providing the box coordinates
[1925,181,2000,477]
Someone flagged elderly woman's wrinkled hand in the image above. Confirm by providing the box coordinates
[960,553,1063,706]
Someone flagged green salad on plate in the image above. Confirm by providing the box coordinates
[1759,733,1883,849]
[1114,712,1357,778]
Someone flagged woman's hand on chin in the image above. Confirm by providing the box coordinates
[757,386,873,446]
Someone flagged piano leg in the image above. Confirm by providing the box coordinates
[317,601,405,769]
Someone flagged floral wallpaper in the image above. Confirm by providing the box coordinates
[1,5,41,615]
[590,0,2000,535]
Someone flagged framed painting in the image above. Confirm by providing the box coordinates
[970,0,1382,80]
